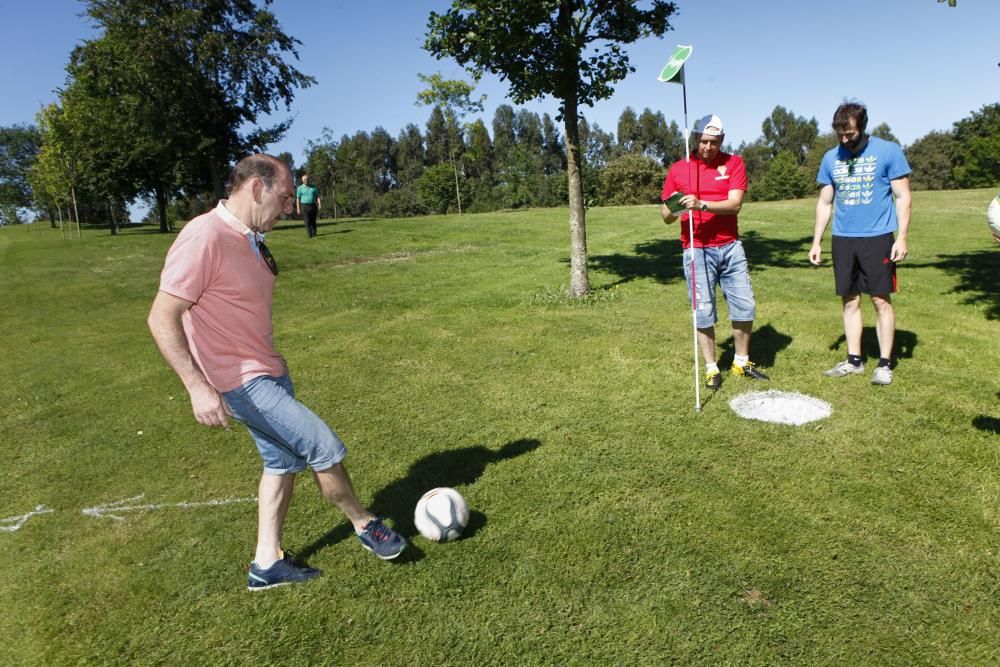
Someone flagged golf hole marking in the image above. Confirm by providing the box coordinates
[729,390,832,425]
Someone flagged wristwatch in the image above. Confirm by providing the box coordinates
[700,202,709,212]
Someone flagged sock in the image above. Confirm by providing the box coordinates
[877,357,891,368]
[734,354,749,367]
[848,354,863,367]
[254,548,283,570]
[706,363,719,374]
[255,556,279,570]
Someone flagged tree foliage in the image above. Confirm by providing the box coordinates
[416,73,485,214]
[760,105,818,165]
[870,122,899,144]
[0,125,42,224]
[59,0,313,231]
[598,153,662,205]
[952,103,1000,188]
[749,151,813,201]
[905,131,958,190]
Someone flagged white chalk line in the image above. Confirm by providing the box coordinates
[1,495,257,533]
[0,505,55,533]
[81,494,258,521]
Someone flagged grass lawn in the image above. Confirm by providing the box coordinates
[0,189,997,665]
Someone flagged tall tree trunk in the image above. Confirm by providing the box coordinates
[563,97,589,297]
[48,207,57,229]
[559,0,588,297]
[450,146,462,215]
[71,186,80,240]
[108,200,118,236]
[156,187,169,233]
[210,158,225,201]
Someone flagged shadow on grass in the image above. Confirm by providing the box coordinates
[972,415,1000,435]
[588,231,814,286]
[910,249,1000,320]
[718,322,793,369]
[296,438,541,563]
[828,327,917,366]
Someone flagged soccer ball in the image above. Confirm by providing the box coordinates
[988,193,1000,238]
[414,487,469,542]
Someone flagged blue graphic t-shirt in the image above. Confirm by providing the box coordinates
[817,136,911,237]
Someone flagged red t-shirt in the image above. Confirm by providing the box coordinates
[661,152,747,248]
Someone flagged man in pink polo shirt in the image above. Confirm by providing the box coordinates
[148,154,405,591]
[660,114,770,392]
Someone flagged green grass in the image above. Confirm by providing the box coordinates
[1,190,997,665]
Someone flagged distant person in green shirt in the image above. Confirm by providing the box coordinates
[296,174,321,238]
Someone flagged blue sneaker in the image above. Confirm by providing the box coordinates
[357,517,406,560]
[247,552,322,591]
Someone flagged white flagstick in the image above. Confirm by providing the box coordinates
[681,79,700,412]
[658,45,699,411]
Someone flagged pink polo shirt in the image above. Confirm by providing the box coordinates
[158,202,286,392]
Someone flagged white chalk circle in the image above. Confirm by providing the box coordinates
[729,390,832,426]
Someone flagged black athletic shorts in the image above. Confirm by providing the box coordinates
[831,232,897,296]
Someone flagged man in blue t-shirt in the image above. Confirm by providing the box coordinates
[809,102,912,386]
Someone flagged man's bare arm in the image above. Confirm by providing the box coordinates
[147,291,231,429]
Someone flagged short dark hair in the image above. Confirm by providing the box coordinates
[832,102,868,133]
[226,154,284,195]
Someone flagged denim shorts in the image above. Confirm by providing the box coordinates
[682,240,757,329]
[223,374,347,475]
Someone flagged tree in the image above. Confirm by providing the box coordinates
[636,108,680,166]
[62,0,314,232]
[277,152,295,176]
[395,123,427,187]
[870,123,899,144]
[419,163,461,213]
[800,132,838,188]
[750,151,812,201]
[905,131,958,190]
[0,125,42,225]
[761,105,819,165]
[952,103,1000,188]
[416,73,485,215]
[541,114,566,175]
[304,130,339,218]
[32,104,85,237]
[426,0,678,297]
[598,153,662,205]
[465,118,494,181]
[616,107,640,155]
[333,131,377,217]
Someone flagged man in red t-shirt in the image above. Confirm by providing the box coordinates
[660,114,769,391]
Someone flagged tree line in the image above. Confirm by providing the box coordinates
[0,0,994,230]
[5,98,998,228]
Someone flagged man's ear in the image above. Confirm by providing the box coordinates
[251,177,264,203]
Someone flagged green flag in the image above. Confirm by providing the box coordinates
[657,44,693,84]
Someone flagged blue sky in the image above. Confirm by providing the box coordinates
[2,0,998,168]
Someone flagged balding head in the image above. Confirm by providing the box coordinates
[227,154,289,196]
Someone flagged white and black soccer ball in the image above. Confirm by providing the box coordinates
[988,193,1000,238]
[414,487,469,542]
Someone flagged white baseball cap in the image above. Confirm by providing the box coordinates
[693,114,724,137]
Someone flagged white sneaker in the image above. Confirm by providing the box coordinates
[824,360,864,377]
[871,366,893,385]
